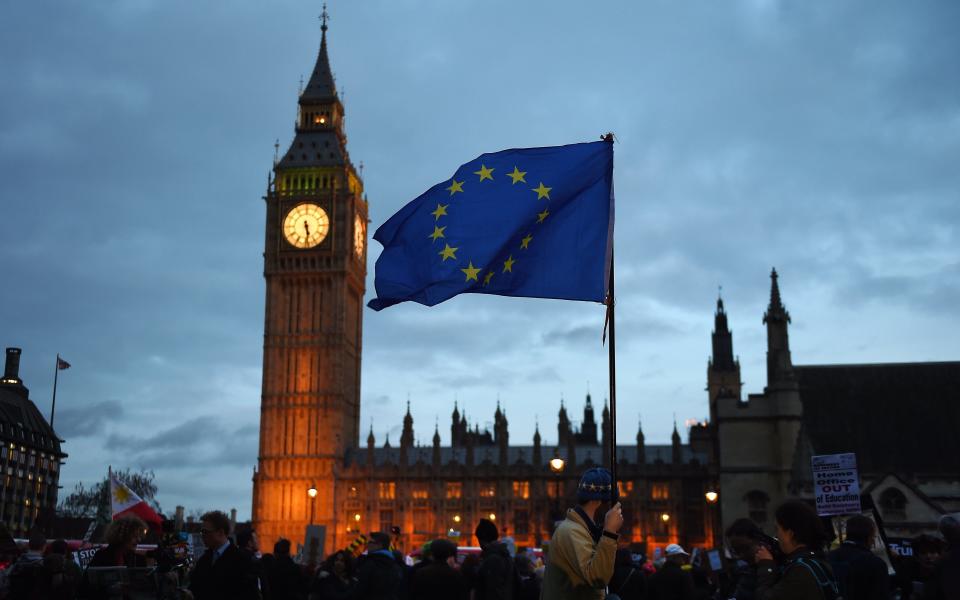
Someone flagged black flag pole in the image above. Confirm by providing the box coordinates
[601,131,618,503]
[51,353,60,429]
[607,250,618,500]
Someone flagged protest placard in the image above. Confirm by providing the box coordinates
[812,452,861,516]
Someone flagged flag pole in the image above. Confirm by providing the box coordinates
[50,353,60,429]
[607,249,618,498]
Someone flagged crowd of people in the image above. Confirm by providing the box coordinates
[0,467,958,599]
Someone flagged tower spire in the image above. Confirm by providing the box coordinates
[763,268,795,389]
[301,3,337,101]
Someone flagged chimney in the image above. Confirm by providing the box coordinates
[174,506,185,531]
[230,508,237,534]
[3,348,22,384]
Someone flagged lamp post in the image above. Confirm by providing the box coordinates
[307,485,318,527]
[549,451,566,525]
[705,487,719,548]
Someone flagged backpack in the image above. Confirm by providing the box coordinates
[785,556,841,600]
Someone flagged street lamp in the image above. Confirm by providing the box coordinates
[549,450,566,524]
[307,485,318,527]
[705,490,719,504]
[660,512,671,523]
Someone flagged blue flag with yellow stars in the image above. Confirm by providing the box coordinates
[367,140,614,311]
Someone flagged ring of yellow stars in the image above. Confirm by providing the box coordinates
[446,179,464,196]
[473,164,494,182]
[429,225,446,241]
[507,166,527,184]
[113,486,131,504]
[502,255,516,273]
[537,208,550,223]
[532,182,552,200]
[439,243,458,261]
[483,271,494,286]
[431,203,448,220]
[461,261,481,282]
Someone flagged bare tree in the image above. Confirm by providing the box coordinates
[58,468,162,525]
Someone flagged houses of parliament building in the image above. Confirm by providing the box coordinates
[252,11,960,556]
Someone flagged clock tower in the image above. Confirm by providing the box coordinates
[252,9,367,553]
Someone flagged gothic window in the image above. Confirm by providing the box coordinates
[378,482,395,500]
[745,490,770,525]
[512,481,530,499]
[879,487,907,521]
[445,482,462,499]
[618,481,634,498]
[379,510,393,533]
[411,484,429,499]
[413,509,429,533]
[651,483,669,500]
[514,510,530,535]
[347,485,359,498]
[479,483,497,498]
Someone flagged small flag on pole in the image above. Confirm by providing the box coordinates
[110,472,162,531]
[57,357,71,370]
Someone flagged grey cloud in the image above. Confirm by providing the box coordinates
[55,400,124,438]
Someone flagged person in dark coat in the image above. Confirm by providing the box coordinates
[474,518,514,600]
[237,528,271,600]
[266,538,307,600]
[189,510,259,600]
[513,553,541,600]
[755,500,838,600]
[81,517,149,599]
[409,538,467,600]
[647,544,697,600]
[922,514,960,600]
[725,518,765,600]
[826,515,891,600]
[311,550,356,600]
[6,529,47,599]
[607,549,645,600]
[351,531,405,600]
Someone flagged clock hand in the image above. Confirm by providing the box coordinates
[303,220,310,237]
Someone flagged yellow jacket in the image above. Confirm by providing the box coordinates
[540,508,617,600]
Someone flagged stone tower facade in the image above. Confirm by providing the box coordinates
[715,269,802,526]
[252,11,367,553]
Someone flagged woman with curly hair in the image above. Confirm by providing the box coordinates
[88,516,148,568]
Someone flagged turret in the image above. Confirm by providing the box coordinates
[558,398,571,446]
[763,269,796,390]
[580,393,598,444]
[636,417,646,466]
[432,422,441,468]
[533,423,542,466]
[366,424,375,467]
[495,402,509,466]
[451,400,460,447]
[400,401,414,464]
[671,421,682,465]
[708,292,742,425]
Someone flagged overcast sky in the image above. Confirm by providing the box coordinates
[1,0,957,520]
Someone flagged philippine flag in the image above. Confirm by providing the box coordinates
[110,474,163,531]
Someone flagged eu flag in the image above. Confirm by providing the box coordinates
[368,140,614,311]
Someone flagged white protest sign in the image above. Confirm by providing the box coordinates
[812,452,861,516]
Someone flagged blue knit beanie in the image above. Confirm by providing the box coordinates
[576,467,613,502]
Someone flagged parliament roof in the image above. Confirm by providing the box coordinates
[795,361,960,476]
[0,385,65,456]
[346,444,707,470]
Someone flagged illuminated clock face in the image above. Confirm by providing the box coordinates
[354,214,366,258]
[283,203,329,249]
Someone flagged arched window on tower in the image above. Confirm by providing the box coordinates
[878,487,908,521]
[745,490,770,525]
